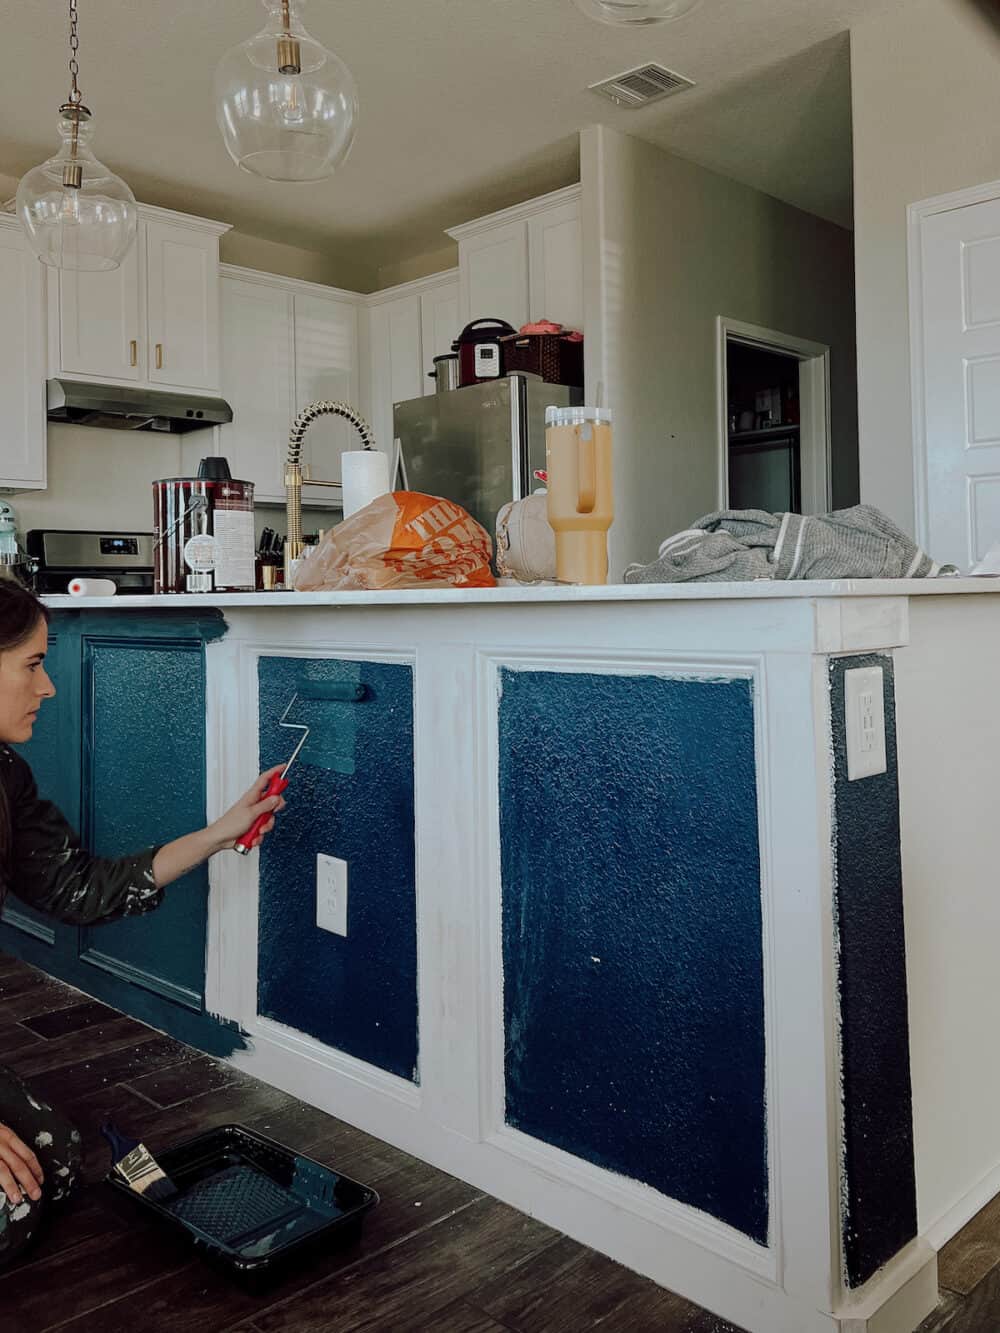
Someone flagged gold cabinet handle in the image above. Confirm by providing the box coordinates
[155,343,163,370]
[129,340,137,367]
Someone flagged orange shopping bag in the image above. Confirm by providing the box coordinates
[293,492,496,591]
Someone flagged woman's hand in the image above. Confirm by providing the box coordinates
[209,766,288,852]
[0,1123,43,1206]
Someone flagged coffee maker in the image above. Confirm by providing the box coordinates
[0,502,36,587]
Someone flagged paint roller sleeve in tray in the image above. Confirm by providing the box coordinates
[39,578,1000,608]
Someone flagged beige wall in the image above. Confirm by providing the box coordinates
[852,0,1000,538]
[221,230,376,293]
[376,244,458,292]
[582,125,859,578]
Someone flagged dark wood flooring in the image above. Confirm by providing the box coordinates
[0,953,742,1332]
[918,1189,1000,1331]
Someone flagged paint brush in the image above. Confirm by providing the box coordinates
[101,1119,178,1203]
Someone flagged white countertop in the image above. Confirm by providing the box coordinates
[40,577,1000,609]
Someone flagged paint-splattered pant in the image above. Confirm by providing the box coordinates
[0,1062,80,1267]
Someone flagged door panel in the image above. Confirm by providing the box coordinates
[78,637,207,1008]
[918,197,1000,566]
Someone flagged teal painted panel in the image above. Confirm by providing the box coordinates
[79,637,208,1005]
[256,655,418,1081]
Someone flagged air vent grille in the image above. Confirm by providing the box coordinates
[589,62,695,108]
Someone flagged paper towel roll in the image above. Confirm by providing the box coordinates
[68,578,117,597]
[342,450,390,519]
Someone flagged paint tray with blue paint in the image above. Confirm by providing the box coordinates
[104,1123,378,1280]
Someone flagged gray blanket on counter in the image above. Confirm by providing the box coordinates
[624,505,945,584]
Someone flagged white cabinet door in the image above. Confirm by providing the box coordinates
[368,294,423,450]
[458,219,529,331]
[420,278,459,394]
[219,278,295,504]
[58,239,142,381]
[293,292,359,503]
[528,199,583,331]
[0,225,45,488]
[145,220,220,392]
[916,195,1000,568]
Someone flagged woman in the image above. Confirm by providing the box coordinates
[0,579,285,1266]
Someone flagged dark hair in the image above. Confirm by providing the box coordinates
[0,579,50,877]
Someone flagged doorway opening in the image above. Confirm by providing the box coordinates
[716,318,832,515]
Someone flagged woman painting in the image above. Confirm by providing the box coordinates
[0,579,285,1265]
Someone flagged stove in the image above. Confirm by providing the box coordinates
[27,529,154,595]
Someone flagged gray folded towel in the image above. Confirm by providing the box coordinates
[624,506,943,584]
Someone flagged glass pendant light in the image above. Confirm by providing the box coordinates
[215,0,358,183]
[575,0,701,24]
[16,0,137,271]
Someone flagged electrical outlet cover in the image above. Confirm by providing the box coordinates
[316,853,348,936]
[844,666,887,781]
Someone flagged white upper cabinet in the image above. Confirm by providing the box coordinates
[145,219,221,392]
[365,271,459,455]
[456,219,529,332]
[293,290,360,506]
[49,205,229,394]
[219,267,362,507]
[58,240,141,382]
[447,185,583,333]
[219,277,294,501]
[0,219,45,489]
[420,280,460,386]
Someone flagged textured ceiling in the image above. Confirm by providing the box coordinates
[0,0,887,283]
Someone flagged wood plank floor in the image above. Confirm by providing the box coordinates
[918,1188,1000,1331]
[0,953,743,1332]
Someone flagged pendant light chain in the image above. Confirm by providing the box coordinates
[67,0,82,104]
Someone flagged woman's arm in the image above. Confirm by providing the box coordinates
[3,750,285,924]
[151,767,285,887]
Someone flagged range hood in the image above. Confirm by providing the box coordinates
[46,379,233,434]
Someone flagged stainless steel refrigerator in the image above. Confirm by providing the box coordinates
[392,374,580,538]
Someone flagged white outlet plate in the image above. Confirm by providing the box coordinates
[316,853,348,936]
[844,666,887,781]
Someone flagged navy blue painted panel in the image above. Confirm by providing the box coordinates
[499,668,767,1244]
[830,655,917,1288]
[257,656,417,1082]
[79,637,208,1004]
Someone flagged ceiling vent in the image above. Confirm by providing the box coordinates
[588,62,695,108]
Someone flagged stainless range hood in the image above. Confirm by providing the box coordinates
[46,379,233,433]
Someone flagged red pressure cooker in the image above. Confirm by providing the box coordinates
[452,318,517,387]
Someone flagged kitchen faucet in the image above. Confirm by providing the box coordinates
[284,399,377,585]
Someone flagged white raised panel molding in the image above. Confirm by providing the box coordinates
[294,290,361,501]
[367,293,423,457]
[0,218,46,490]
[455,218,529,332]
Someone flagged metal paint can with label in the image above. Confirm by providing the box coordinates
[153,464,255,594]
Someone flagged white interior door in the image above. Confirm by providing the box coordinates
[916,193,1000,568]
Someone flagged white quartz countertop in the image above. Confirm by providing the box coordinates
[40,577,1000,609]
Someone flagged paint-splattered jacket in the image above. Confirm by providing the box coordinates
[0,746,163,925]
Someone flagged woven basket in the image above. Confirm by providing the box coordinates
[500,334,584,387]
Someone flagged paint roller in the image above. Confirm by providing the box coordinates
[234,678,368,855]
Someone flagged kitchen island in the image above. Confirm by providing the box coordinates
[5,578,999,1333]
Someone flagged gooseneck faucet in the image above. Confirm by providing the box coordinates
[284,399,377,585]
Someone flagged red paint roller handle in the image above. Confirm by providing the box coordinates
[234,772,289,856]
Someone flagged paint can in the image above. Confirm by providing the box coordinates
[153,458,255,594]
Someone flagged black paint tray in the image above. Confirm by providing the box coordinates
[105,1123,378,1280]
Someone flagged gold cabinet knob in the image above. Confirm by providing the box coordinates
[129,340,137,367]
[154,343,163,370]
